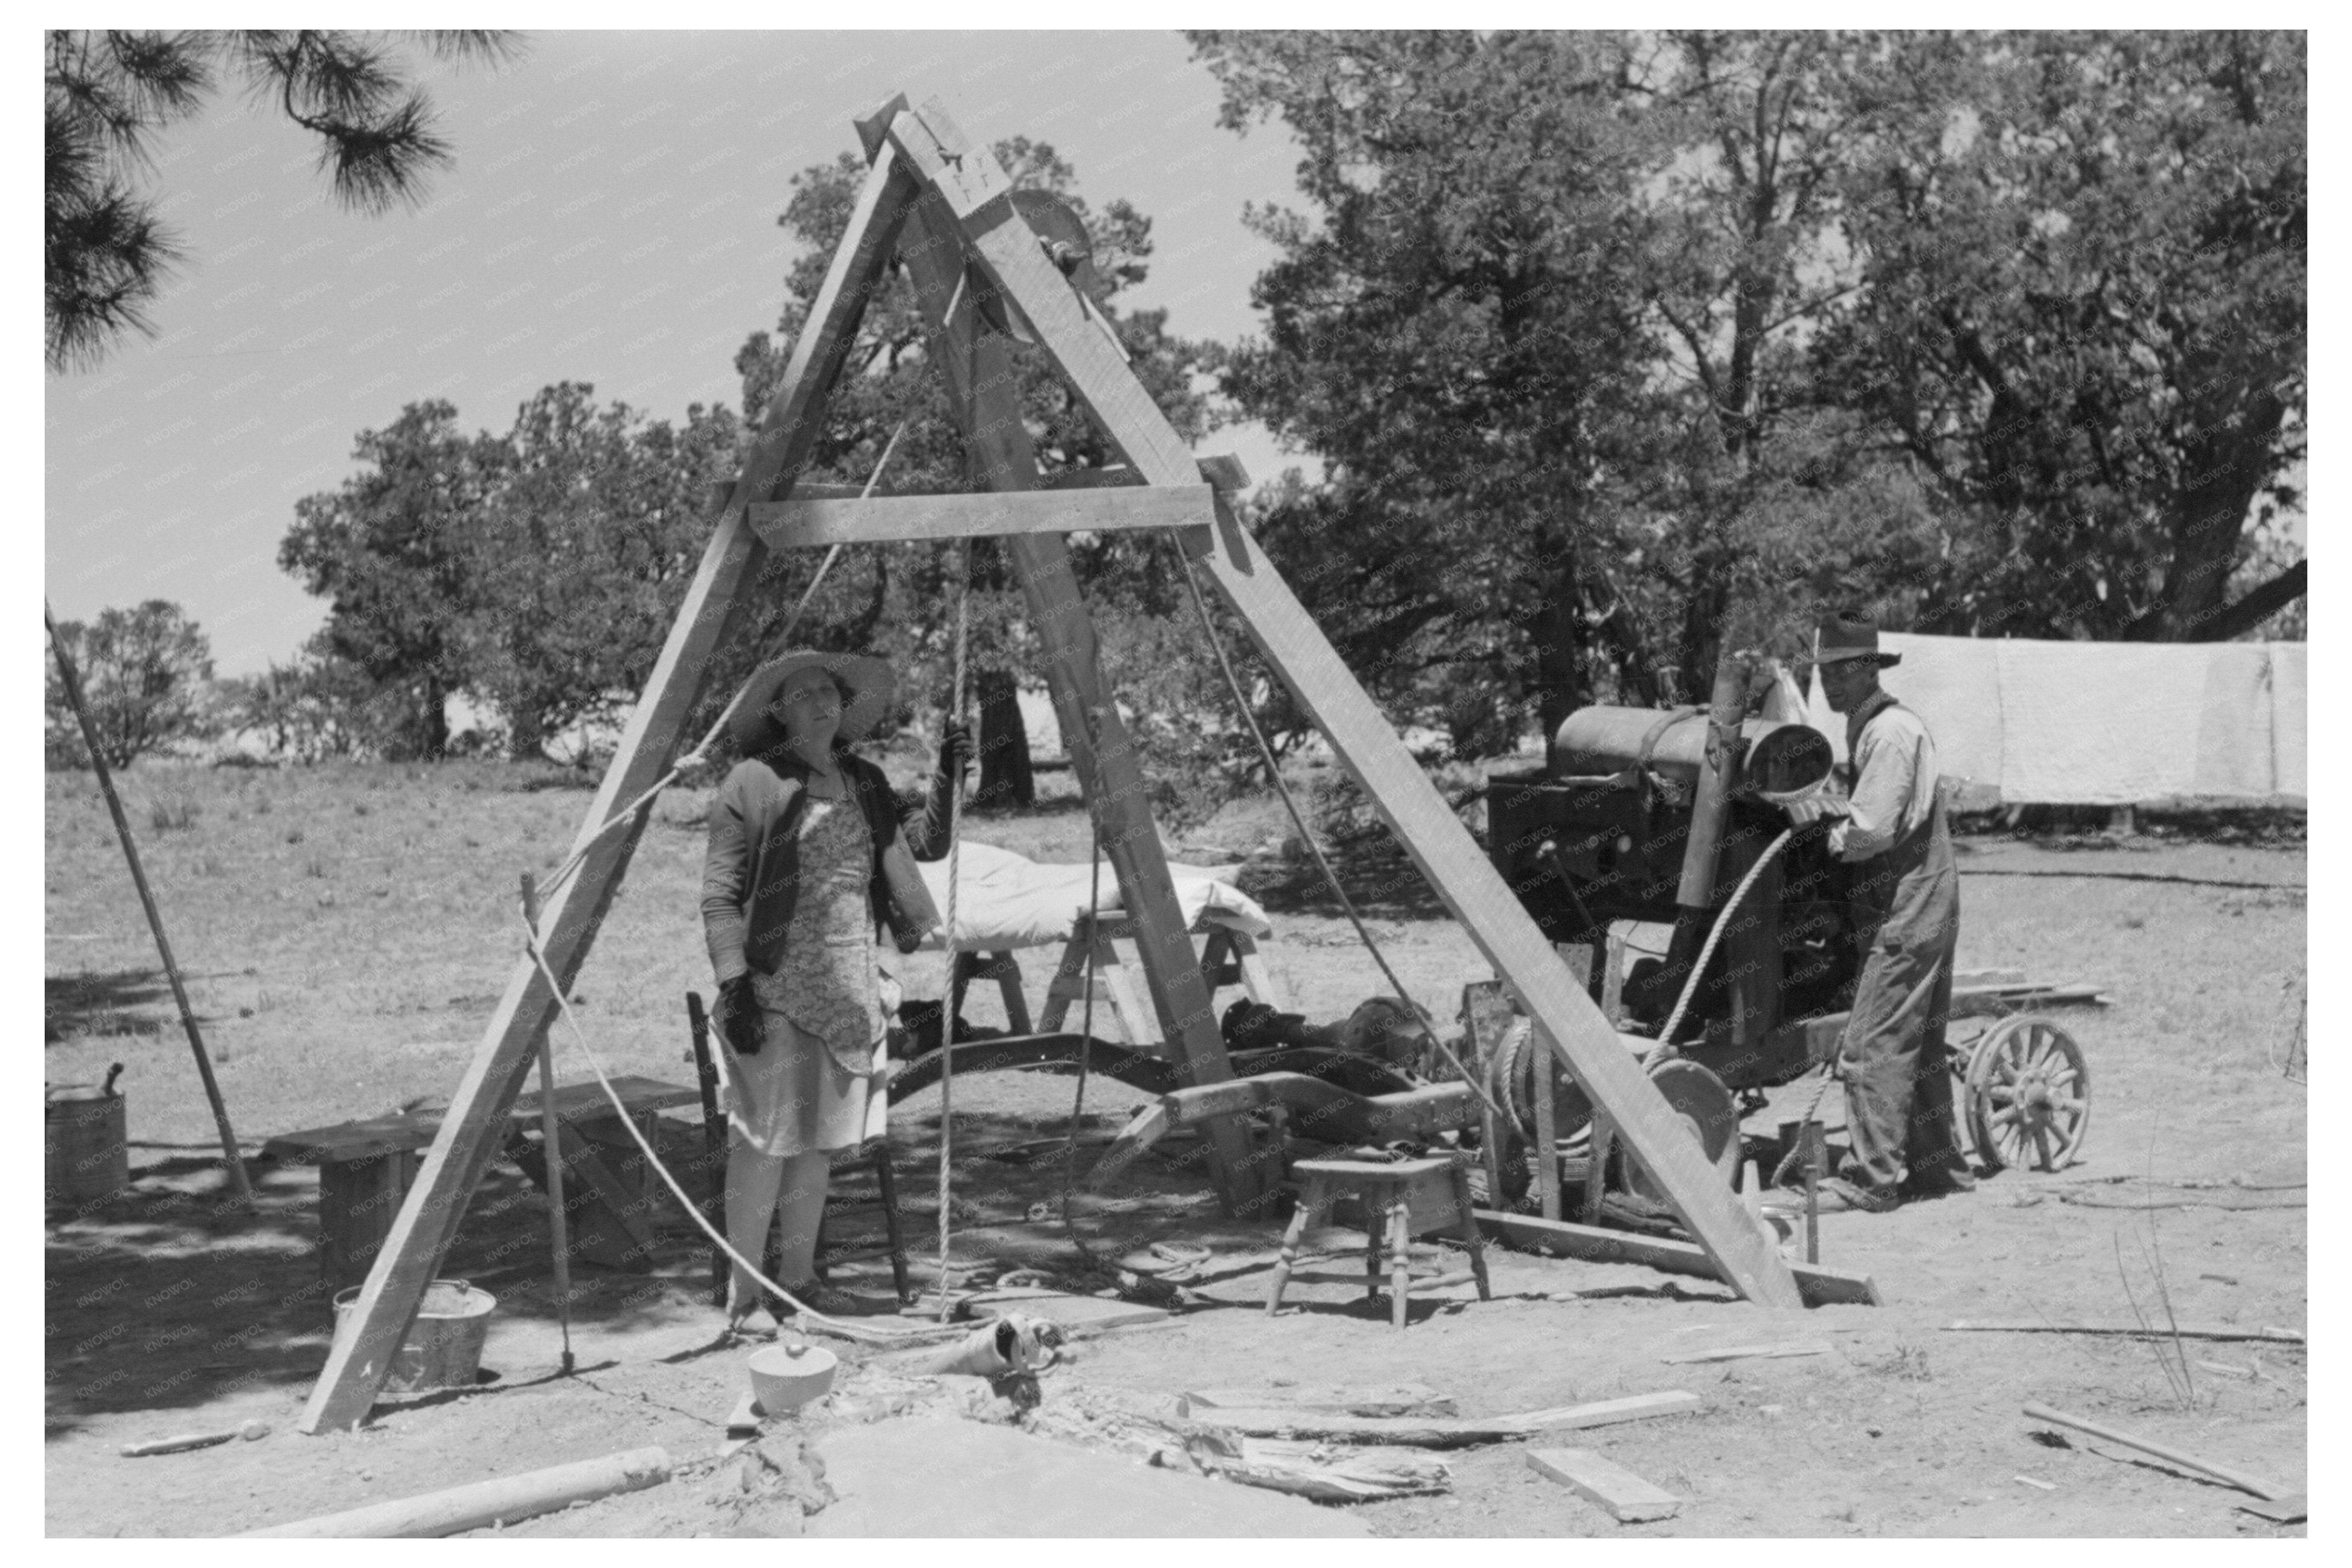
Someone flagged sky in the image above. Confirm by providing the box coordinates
[42,30,1313,674]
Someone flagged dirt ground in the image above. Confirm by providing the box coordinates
[45,762,2306,1536]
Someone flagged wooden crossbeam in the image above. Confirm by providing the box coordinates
[1044,455,1250,492]
[746,485,1216,549]
[928,109,1803,1308]
[298,143,925,1433]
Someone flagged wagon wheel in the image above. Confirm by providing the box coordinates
[1964,1014,2089,1174]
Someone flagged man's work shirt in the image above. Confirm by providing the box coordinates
[1830,702,1940,863]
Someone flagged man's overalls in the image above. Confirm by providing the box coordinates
[1836,690,1968,1194]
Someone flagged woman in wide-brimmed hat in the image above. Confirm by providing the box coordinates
[700,648,965,1327]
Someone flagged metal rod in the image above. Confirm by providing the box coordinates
[1801,1119,1824,1265]
[44,603,255,1211]
[522,873,574,1375]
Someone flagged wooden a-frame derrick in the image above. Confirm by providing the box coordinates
[303,91,1801,1438]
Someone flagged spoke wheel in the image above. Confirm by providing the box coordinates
[1964,1014,2090,1174]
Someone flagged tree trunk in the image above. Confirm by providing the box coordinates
[506,700,543,764]
[418,672,450,761]
[1532,548,1588,747]
[2127,393,2285,641]
[972,667,1034,809]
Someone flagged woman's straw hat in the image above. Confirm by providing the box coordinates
[729,649,896,750]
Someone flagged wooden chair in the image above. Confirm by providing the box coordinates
[1264,1150,1493,1329]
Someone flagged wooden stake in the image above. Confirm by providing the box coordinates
[43,603,254,1212]
[521,873,572,1375]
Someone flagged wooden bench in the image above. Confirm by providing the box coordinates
[263,1075,703,1288]
[1031,907,1288,1052]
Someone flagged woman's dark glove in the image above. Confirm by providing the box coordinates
[717,974,764,1057]
[938,717,975,787]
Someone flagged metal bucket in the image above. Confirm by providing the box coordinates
[46,1077,128,1205]
[332,1279,497,1392]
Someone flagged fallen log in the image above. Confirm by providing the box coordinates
[1947,1320,2302,1344]
[2022,1403,2289,1501]
[237,1446,671,1537]
[1476,1209,1882,1307]
[1185,1390,1699,1448]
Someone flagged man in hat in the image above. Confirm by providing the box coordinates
[1807,612,1974,1212]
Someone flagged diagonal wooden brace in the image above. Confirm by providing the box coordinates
[298,144,928,1434]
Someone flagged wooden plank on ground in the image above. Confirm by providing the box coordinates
[1527,1448,1684,1523]
[1946,1320,2302,1344]
[1659,1341,1831,1365]
[297,143,921,1435]
[964,1293,1170,1332]
[906,96,1796,1305]
[1179,1384,1455,1418]
[1476,1209,1882,1308]
[1184,1390,1699,1448]
[748,485,1216,549]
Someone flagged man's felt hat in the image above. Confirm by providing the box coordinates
[729,648,897,751]
[1813,612,1902,668]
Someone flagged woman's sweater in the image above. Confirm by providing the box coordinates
[700,748,947,985]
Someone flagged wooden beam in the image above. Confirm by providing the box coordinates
[928,105,1800,1306]
[1043,456,1249,492]
[298,144,922,1435]
[881,105,1265,1213]
[240,1447,673,1537]
[1183,1390,1700,1448]
[747,485,1216,549]
[1476,1209,1879,1307]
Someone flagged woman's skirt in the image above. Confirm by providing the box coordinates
[715,1002,886,1158]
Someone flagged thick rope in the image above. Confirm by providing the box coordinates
[1165,535,1506,1122]
[933,540,973,1320]
[1655,827,1797,1048]
[535,420,909,906]
[516,910,959,1346]
[1055,756,1107,1268]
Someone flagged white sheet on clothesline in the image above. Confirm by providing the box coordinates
[1803,632,2306,808]
[914,839,1274,952]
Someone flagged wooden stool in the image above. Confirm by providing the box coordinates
[1264,1152,1492,1329]
[263,1115,437,1290]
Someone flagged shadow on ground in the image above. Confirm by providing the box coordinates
[45,969,171,1044]
[44,1102,1253,1441]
